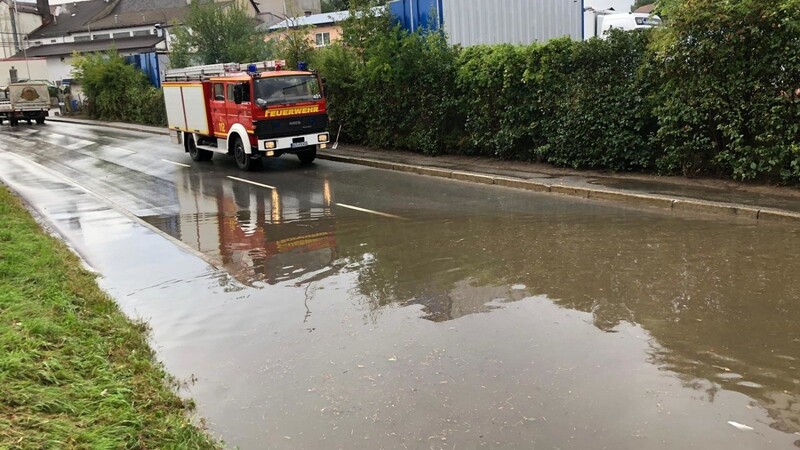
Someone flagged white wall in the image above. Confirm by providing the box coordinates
[46,56,74,83]
[443,0,583,46]
[0,58,49,84]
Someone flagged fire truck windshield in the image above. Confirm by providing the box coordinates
[254,75,321,107]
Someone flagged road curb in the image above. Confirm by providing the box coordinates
[318,152,800,224]
[47,116,170,136]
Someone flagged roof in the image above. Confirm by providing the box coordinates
[88,6,193,31]
[265,10,350,31]
[27,0,117,39]
[27,0,259,38]
[634,4,656,14]
[14,34,165,58]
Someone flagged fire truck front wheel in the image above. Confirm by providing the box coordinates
[185,133,212,162]
[297,148,317,164]
[232,136,257,171]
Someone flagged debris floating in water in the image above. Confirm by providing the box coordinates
[727,421,754,431]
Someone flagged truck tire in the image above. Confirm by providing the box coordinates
[297,148,317,164]
[186,133,212,161]
[232,136,254,171]
[9,119,18,127]
[35,117,45,125]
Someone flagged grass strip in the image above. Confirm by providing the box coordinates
[0,185,218,449]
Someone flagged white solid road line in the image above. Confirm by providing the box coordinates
[227,176,277,190]
[336,203,405,220]
[161,159,191,168]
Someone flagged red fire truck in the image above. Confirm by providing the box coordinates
[163,60,330,171]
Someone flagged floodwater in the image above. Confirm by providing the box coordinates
[139,171,800,449]
[0,123,799,449]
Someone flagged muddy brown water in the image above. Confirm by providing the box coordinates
[135,170,800,449]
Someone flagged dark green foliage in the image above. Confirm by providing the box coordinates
[170,0,273,68]
[312,0,799,182]
[531,32,660,170]
[72,52,166,126]
[321,0,350,13]
[652,0,800,181]
[314,2,460,155]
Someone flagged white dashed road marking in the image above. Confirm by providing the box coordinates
[336,203,405,220]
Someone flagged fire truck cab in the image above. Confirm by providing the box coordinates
[163,60,330,171]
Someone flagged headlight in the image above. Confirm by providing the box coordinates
[265,141,276,149]
[318,134,329,143]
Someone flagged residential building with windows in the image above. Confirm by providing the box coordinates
[264,10,347,48]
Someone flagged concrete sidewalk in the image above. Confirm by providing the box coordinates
[47,114,800,223]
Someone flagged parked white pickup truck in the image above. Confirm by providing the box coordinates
[0,82,50,126]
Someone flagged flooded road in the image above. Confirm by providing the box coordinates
[1,122,798,449]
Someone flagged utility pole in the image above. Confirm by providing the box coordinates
[12,0,31,80]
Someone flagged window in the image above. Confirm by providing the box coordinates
[226,83,251,103]
[315,32,331,47]
[254,75,321,106]
[50,39,56,43]
[92,34,110,40]
[113,32,131,39]
[213,83,224,101]
[133,30,151,37]
[74,36,90,42]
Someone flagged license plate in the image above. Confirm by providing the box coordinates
[290,141,307,148]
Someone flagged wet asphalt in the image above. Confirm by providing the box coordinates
[1,121,799,449]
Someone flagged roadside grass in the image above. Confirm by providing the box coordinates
[0,186,218,449]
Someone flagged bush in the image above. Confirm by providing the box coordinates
[72,52,166,126]
[652,0,800,181]
[313,0,800,183]
[533,31,659,170]
[313,5,459,155]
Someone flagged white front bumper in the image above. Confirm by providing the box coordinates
[257,132,330,153]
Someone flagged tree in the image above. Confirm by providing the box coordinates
[321,0,350,13]
[273,20,315,69]
[170,0,273,67]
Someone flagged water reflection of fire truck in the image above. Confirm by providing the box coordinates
[175,173,337,285]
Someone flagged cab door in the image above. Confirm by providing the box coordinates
[225,83,241,132]
[210,82,227,137]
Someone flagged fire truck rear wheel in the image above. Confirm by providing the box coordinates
[186,134,212,161]
[297,148,317,164]
[232,137,254,171]
[35,117,45,125]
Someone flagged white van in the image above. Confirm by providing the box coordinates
[584,10,662,40]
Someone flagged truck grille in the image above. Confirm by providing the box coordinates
[254,113,328,139]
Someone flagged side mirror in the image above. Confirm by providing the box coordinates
[233,84,244,104]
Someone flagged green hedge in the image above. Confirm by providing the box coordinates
[312,0,800,183]
[72,52,167,127]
